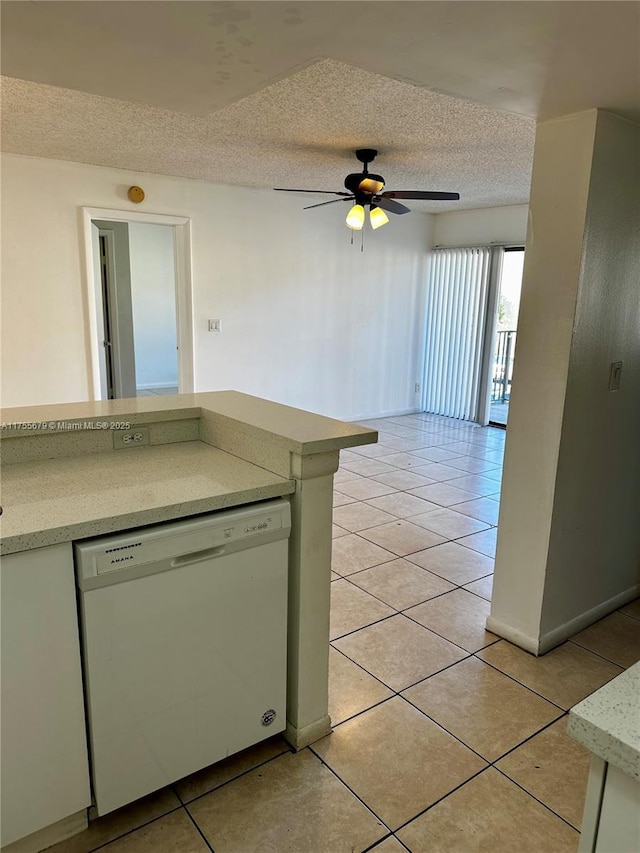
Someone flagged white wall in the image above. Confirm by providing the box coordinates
[128,222,178,389]
[541,111,640,636]
[433,204,528,247]
[0,154,433,419]
[489,109,640,651]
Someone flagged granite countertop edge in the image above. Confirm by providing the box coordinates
[0,480,295,556]
[568,661,640,781]
[0,440,297,556]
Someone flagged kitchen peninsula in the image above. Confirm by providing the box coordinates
[0,391,376,852]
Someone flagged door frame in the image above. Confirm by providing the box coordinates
[81,207,194,401]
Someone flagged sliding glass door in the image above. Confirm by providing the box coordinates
[422,245,524,428]
[423,246,505,423]
[489,248,524,426]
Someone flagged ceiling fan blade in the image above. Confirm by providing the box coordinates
[381,190,460,201]
[359,178,385,194]
[274,188,351,196]
[374,196,411,215]
[303,197,353,210]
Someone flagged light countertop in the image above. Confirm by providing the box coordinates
[0,441,294,555]
[0,391,376,555]
[1,391,377,455]
[568,661,640,781]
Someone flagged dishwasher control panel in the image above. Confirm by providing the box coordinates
[74,499,291,586]
[243,519,274,534]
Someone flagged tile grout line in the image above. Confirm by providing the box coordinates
[470,653,576,713]
[328,697,580,843]
[339,570,493,615]
[334,543,494,592]
[306,747,395,838]
[491,764,583,833]
[336,527,496,569]
[362,833,412,853]
[85,803,185,852]
[331,641,477,696]
[333,515,495,538]
[565,637,631,670]
[330,653,570,766]
[400,608,501,655]
[389,763,490,837]
[183,805,217,852]
[176,743,294,809]
[333,576,497,656]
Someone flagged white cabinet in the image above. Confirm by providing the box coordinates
[1,543,91,847]
[597,762,640,852]
[579,756,640,853]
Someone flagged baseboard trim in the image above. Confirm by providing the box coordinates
[1,810,88,853]
[136,383,179,390]
[485,616,540,654]
[345,407,421,422]
[285,714,332,750]
[538,584,640,654]
[487,583,640,657]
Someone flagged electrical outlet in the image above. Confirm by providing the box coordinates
[113,426,150,450]
[414,382,421,393]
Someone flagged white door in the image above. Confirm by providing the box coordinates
[92,223,109,399]
[93,221,137,399]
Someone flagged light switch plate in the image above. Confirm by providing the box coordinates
[208,319,222,332]
[609,361,623,392]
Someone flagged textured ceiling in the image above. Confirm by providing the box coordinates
[1,1,638,211]
[1,61,535,211]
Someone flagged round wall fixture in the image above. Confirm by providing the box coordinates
[127,185,145,203]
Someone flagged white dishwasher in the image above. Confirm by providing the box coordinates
[74,498,290,816]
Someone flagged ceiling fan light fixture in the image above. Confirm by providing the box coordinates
[346,204,365,230]
[274,149,459,232]
[359,177,385,195]
[370,205,389,230]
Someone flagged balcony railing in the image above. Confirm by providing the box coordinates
[491,330,517,403]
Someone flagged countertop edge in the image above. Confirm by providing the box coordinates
[0,392,378,454]
[567,662,640,781]
[0,480,296,556]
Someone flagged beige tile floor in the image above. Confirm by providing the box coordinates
[50,412,640,853]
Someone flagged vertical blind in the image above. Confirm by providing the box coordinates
[423,247,491,421]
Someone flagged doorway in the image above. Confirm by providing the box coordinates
[488,247,524,427]
[82,209,193,401]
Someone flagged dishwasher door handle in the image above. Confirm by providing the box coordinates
[170,545,226,567]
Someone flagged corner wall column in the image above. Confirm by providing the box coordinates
[284,450,338,749]
[489,109,640,653]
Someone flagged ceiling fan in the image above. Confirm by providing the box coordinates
[274,148,460,231]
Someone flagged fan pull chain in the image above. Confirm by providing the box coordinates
[361,228,364,253]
